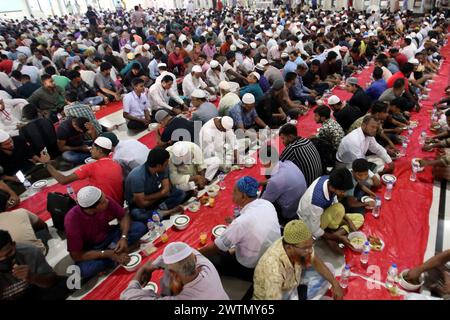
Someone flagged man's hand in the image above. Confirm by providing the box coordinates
[38,150,51,164]
[194,176,207,189]
[331,282,344,300]
[82,145,91,153]
[225,216,234,224]
[114,238,129,254]
[112,252,131,265]
[6,193,20,209]
[12,264,31,282]
[405,268,423,284]
[423,144,434,152]
[135,260,160,286]
[114,93,122,101]
[172,108,182,115]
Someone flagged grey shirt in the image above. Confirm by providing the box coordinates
[264,66,283,85]
[120,251,229,300]
[27,87,65,111]
[378,88,399,103]
[94,72,116,91]
[192,102,219,125]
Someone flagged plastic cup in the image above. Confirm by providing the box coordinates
[200,232,207,245]
[160,233,169,243]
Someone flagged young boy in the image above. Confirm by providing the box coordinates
[342,158,382,214]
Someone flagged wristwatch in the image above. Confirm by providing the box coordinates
[121,234,128,240]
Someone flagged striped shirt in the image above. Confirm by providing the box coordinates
[280,137,323,186]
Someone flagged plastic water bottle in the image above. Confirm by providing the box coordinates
[372,196,381,218]
[400,142,408,157]
[340,264,351,289]
[360,250,369,265]
[156,222,165,236]
[407,126,413,136]
[418,130,426,145]
[363,241,371,253]
[410,163,418,182]
[386,263,398,290]
[147,218,156,237]
[23,179,31,189]
[384,182,393,201]
[151,211,161,225]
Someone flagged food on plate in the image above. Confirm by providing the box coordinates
[199,195,209,205]
[350,237,365,248]
[368,235,383,251]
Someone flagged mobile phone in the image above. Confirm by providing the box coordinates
[42,147,48,154]
[15,170,25,183]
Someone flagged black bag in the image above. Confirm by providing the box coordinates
[46,192,76,232]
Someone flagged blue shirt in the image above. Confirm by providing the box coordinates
[228,103,258,129]
[259,76,271,93]
[262,161,307,220]
[239,83,264,104]
[290,76,310,99]
[125,164,169,208]
[283,61,298,78]
[365,79,387,101]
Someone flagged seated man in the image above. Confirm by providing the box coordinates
[260,145,307,226]
[94,62,122,102]
[64,92,103,135]
[256,80,288,128]
[313,105,345,152]
[218,81,242,117]
[0,230,69,300]
[341,158,381,215]
[100,132,150,178]
[297,168,364,254]
[167,141,214,191]
[0,204,51,255]
[154,110,197,148]
[148,75,186,115]
[239,72,264,104]
[253,220,343,300]
[65,186,147,279]
[182,65,214,98]
[122,63,149,92]
[190,89,218,125]
[336,115,395,174]
[365,67,387,101]
[56,116,97,164]
[65,70,104,106]
[345,77,372,115]
[16,74,40,99]
[125,148,186,223]
[200,176,281,282]
[328,95,363,133]
[121,242,229,300]
[39,136,124,206]
[0,130,49,195]
[229,93,268,140]
[424,109,450,152]
[123,78,151,132]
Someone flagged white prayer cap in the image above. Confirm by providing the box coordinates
[250,72,260,81]
[281,52,289,59]
[131,29,136,33]
[234,23,239,28]
[94,137,112,150]
[0,130,10,143]
[94,37,101,43]
[192,65,202,73]
[242,93,255,104]
[172,142,190,158]
[409,58,419,65]
[163,242,194,265]
[123,26,128,30]
[207,27,213,32]
[431,38,438,44]
[157,63,167,68]
[230,44,237,51]
[250,42,257,49]
[124,44,132,50]
[77,186,102,208]
[218,80,231,92]
[159,27,165,32]
[355,29,361,34]
[132,41,138,47]
[255,63,265,71]
[111,32,117,37]
[368,32,374,37]
[191,89,207,98]
[210,60,219,68]
[410,32,417,38]
[143,44,150,50]
[327,95,341,105]
[311,26,317,31]
[260,59,268,66]
[221,116,234,130]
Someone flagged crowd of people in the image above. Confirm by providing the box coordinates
[0,3,450,300]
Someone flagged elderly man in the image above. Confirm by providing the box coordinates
[190,89,218,125]
[260,145,307,226]
[345,77,372,115]
[123,78,151,132]
[336,115,395,174]
[218,81,241,116]
[166,141,216,191]
[206,60,227,92]
[253,220,344,300]
[297,168,364,255]
[148,75,186,115]
[182,65,214,97]
[65,186,146,279]
[39,136,124,205]
[200,176,280,282]
[125,148,186,223]
[154,110,197,148]
[121,242,229,300]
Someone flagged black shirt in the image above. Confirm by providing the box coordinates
[0,136,35,176]
[56,117,84,147]
[86,10,98,25]
[333,104,363,133]
[256,91,282,126]
[17,82,40,99]
[348,87,372,114]
[161,117,197,144]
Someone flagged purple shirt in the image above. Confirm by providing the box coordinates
[262,160,307,220]
[202,44,216,60]
[65,197,125,252]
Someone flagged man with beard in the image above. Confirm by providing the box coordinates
[27,74,65,122]
[253,220,343,300]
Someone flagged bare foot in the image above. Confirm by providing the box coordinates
[158,205,185,218]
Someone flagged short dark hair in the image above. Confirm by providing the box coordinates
[445,109,450,117]
[131,63,141,70]
[311,59,321,66]
[314,105,331,119]
[66,91,78,103]
[0,230,12,250]
[391,97,407,109]
[372,66,383,80]
[21,74,31,81]
[393,78,405,89]
[11,70,22,80]
[67,70,81,80]
[100,62,112,72]
[362,114,378,124]
[352,158,370,173]
[44,66,57,75]
[371,101,388,114]
[41,74,52,82]
[401,62,414,75]
[279,123,297,137]
[226,51,235,60]
[146,148,170,168]
[161,75,173,83]
[284,72,297,83]
[329,167,354,190]
[154,51,163,60]
[326,51,338,61]
[131,77,145,87]
[73,117,90,133]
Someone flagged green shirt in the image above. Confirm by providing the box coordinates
[52,75,71,90]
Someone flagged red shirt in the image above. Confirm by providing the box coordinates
[220,42,231,55]
[395,53,408,69]
[386,71,409,90]
[168,52,185,75]
[0,59,13,74]
[74,158,124,205]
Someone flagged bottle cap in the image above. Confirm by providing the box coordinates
[345,264,350,269]
[392,263,397,268]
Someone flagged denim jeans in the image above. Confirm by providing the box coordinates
[62,151,90,164]
[76,221,147,279]
[129,188,186,223]
[82,96,104,106]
